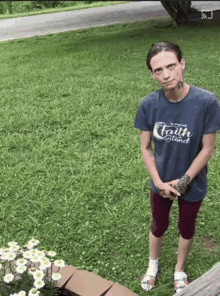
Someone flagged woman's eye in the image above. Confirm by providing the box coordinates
[155,65,174,73]
[156,65,175,72]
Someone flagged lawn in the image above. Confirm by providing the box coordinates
[0,17,220,295]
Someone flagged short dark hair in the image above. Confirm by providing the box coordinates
[146,41,183,73]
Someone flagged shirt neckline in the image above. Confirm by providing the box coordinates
[163,85,191,104]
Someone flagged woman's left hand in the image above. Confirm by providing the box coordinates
[175,175,191,195]
[166,179,180,200]
[166,176,188,200]
[164,175,191,200]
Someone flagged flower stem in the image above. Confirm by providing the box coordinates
[50,261,53,281]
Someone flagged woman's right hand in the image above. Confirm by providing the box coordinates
[155,182,181,200]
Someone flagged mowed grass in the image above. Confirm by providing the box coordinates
[0,18,220,295]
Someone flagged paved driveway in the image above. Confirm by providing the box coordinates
[0,1,219,42]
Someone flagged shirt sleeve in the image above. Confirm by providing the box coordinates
[133,101,151,131]
[203,96,220,135]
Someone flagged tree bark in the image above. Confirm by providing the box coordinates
[161,1,191,26]
[7,1,13,14]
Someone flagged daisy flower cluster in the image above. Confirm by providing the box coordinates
[0,238,66,296]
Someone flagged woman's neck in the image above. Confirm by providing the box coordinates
[164,81,189,102]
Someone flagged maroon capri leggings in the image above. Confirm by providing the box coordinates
[150,190,203,240]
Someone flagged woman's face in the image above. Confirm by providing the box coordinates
[149,51,186,89]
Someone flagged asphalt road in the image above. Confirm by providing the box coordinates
[0,1,219,42]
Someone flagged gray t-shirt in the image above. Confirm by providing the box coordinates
[133,84,220,202]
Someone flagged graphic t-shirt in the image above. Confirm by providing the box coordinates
[133,84,220,202]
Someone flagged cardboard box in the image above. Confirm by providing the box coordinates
[3,261,139,296]
[25,262,77,289]
[2,261,76,289]
[47,264,77,289]
[65,269,138,296]
[105,282,139,296]
[65,269,114,296]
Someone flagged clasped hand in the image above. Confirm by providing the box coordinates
[156,178,188,201]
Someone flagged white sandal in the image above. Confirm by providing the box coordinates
[174,271,190,293]
[141,267,160,291]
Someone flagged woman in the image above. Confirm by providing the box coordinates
[133,41,220,293]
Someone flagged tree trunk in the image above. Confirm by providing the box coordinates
[7,1,12,14]
[161,1,191,26]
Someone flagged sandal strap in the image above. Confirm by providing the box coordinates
[142,274,157,285]
[175,284,186,289]
[142,274,156,280]
[141,267,159,291]
[141,274,156,291]
[174,278,189,291]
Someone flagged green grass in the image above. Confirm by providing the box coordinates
[0,17,220,296]
[0,1,132,20]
